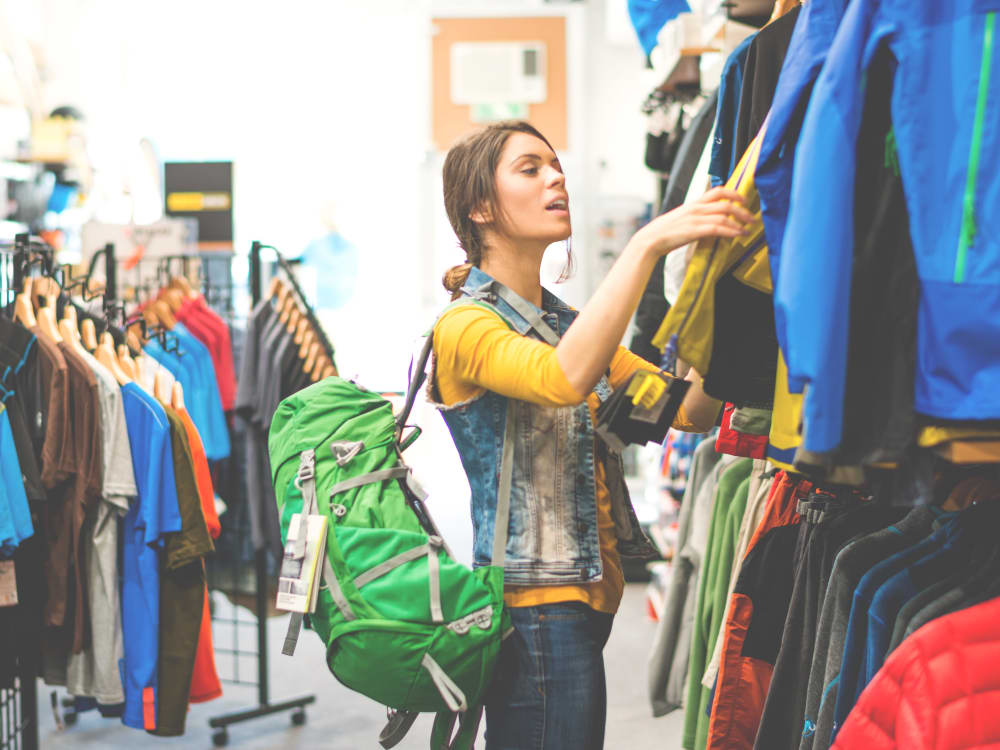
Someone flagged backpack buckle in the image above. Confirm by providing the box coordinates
[330,441,364,467]
[330,503,348,518]
[296,450,316,488]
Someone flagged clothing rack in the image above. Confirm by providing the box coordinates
[251,241,335,362]
[0,234,40,750]
[206,243,315,747]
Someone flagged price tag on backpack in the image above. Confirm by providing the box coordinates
[0,561,17,607]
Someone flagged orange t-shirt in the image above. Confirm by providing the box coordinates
[433,304,696,614]
[177,408,223,704]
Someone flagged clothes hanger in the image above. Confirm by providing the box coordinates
[770,0,800,20]
[268,277,286,301]
[298,327,315,358]
[293,316,308,346]
[58,317,85,354]
[304,342,320,379]
[170,381,185,410]
[169,274,197,300]
[96,333,132,385]
[80,318,98,351]
[13,277,37,328]
[278,293,296,327]
[36,302,63,342]
[151,299,177,329]
[287,306,302,335]
[154,367,172,403]
[117,344,138,379]
[162,287,186,314]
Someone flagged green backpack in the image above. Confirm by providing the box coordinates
[269,337,510,749]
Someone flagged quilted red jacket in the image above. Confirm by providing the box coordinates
[831,595,1000,750]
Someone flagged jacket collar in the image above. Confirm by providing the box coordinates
[461,266,573,336]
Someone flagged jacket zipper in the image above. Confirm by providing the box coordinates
[955,11,995,284]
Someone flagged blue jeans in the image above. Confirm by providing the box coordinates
[485,602,615,750]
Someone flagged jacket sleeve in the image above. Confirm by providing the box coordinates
[773,0,895,453]
[831,625,935,750]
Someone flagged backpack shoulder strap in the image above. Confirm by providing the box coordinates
[395,297,512,432]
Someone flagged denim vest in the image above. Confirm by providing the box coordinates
[429,267,657,586]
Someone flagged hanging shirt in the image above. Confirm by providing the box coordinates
[0,404,33,553]
[709,34,755,187]
[756,0,849,270]
[176,407,223,705]
[777,1,1000,453]
[149,405,214,737]
[144,324,229,461]
[120,383,181,731]
[733,6,802,165]
[176,297,236,412]
[66,351,137,705]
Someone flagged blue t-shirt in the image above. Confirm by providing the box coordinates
[0,404,33,555]
[120,383,181,730]
[144,323,229,460]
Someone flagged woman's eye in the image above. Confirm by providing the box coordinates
[521,168,538,175]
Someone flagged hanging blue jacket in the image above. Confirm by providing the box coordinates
[755,0,848,289]
[776,0,1000,453]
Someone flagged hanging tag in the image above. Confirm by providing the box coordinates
[0,561,18,607]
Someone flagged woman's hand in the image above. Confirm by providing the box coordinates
[634,187,752,257]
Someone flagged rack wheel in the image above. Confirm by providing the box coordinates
[291,708,307,726]
[63,711,78,727]
[212,728,229,746]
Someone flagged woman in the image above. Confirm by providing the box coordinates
[429,121,751,749]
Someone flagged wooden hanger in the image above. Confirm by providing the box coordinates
[117,345,138,380]
[134,352,149,385]
[292,316,306,346]
[36,305,63,343]
[298,328,315,359]
[267,277,286,301]
[287,306,302,336]
[127,324,145,350]
[312,353,332,381]
[169,275,197,299]
[97,333,131,385]
[152,299,177,329]
[278,293,296,327]
[80,319,98,351]
[771,0,799,20]
[162,288,186,314]
[58,318,84,353]
[304,342,320,378]
[62,304,78,331]
[171,381,185,410]
[154,368,172,403]
[13,277,36,328]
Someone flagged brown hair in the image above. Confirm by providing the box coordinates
[441,120,573,299]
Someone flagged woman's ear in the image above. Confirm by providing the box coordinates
[469,202,493,225]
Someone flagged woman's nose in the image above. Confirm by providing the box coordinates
[545,167,565,187]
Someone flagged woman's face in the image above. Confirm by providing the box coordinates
[488,132,571,247]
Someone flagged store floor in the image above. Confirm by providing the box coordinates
[38,582,684,749]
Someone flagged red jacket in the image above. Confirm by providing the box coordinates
[832,595,1000,750]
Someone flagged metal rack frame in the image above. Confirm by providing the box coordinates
[0,234,41,750]
[206,242,316,747]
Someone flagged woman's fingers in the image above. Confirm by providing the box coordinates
[695,202,754,223]
[699,187,744,205]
